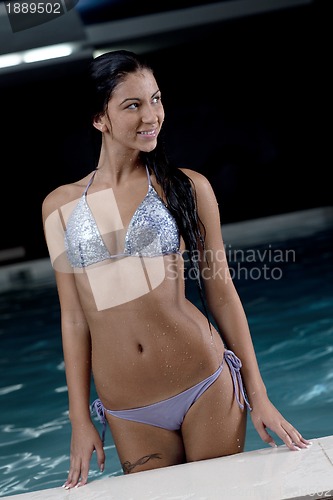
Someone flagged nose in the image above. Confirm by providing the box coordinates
[141,103,159,124]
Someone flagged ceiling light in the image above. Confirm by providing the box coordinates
[23,43,77,63]
[0,43,79,69]
[0,53,22,69]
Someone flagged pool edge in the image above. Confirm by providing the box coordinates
[2,435,333,499]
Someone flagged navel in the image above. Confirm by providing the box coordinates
[137,343,144,353]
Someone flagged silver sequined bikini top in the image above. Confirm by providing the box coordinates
[64,166,181,268]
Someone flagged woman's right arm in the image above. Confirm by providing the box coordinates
[42,194,105,488]
[56,271,105,488]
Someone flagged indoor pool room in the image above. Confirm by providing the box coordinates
[0,0,331,497]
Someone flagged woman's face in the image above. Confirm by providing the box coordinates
[103,69,165,153]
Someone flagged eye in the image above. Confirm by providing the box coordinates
[152,95,161,104]
[127,103,139,109]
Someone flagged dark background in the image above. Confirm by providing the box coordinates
[0,0,330,265]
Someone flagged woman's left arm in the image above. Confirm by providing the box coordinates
[183,168,311,451]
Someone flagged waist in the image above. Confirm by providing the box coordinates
[92,332,223,410]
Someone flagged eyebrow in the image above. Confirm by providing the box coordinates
[120,89,160,105]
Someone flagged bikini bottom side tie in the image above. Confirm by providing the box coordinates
[91,398,107,444]
[224,349,252,411]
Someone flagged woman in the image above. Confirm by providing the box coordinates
[42,50,310,489]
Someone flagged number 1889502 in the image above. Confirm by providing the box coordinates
[6,2,63,15]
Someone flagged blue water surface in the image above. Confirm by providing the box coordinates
[0,227,332,497]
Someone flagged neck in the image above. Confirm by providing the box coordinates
[96,159,145,185]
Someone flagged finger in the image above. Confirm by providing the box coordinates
[291,428,312,447]
[65,464,81,489]
[279,425,306,451]
[256,424,277,448]
[95,445,106,472]
[62,472,73,489]
[283,427,312,450]
[79,460,90,486]
[300,436,313,446]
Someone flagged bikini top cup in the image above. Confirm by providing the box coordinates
[64,166,181,268]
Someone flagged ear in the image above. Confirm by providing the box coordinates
[93,113,107,133]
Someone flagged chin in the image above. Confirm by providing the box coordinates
[142,141,158,153]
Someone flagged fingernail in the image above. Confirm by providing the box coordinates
[75,482,81,489]
[269,442,277,448]
[100,464,105,472]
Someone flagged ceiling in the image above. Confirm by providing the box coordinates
[0,0,313,85]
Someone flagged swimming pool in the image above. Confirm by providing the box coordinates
[1,210,332,497]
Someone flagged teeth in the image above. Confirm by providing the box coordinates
[140,130,155,135]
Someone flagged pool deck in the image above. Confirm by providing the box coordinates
[3,435,333,500]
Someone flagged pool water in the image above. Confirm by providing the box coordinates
[0,226,332,497]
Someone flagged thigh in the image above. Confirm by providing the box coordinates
[106,414,186,474]
[181,361,247,462]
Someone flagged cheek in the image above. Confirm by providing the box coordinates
[112,119,131,136]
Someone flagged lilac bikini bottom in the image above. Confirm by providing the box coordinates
[91,349,252,443]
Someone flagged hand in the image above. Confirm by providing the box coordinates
[250,396,312,451]
[62,421,105,489]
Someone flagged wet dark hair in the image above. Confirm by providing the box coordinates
[88,50,208,308]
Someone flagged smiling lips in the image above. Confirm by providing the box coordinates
[138,129,158,137]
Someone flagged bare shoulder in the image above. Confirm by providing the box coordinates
[42,173,92,221]
[179,167,216,200]
[42,185,69,221]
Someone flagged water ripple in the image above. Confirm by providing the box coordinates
[292,383,332,404]
[0,384,23,396]
[0,414,69,447]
